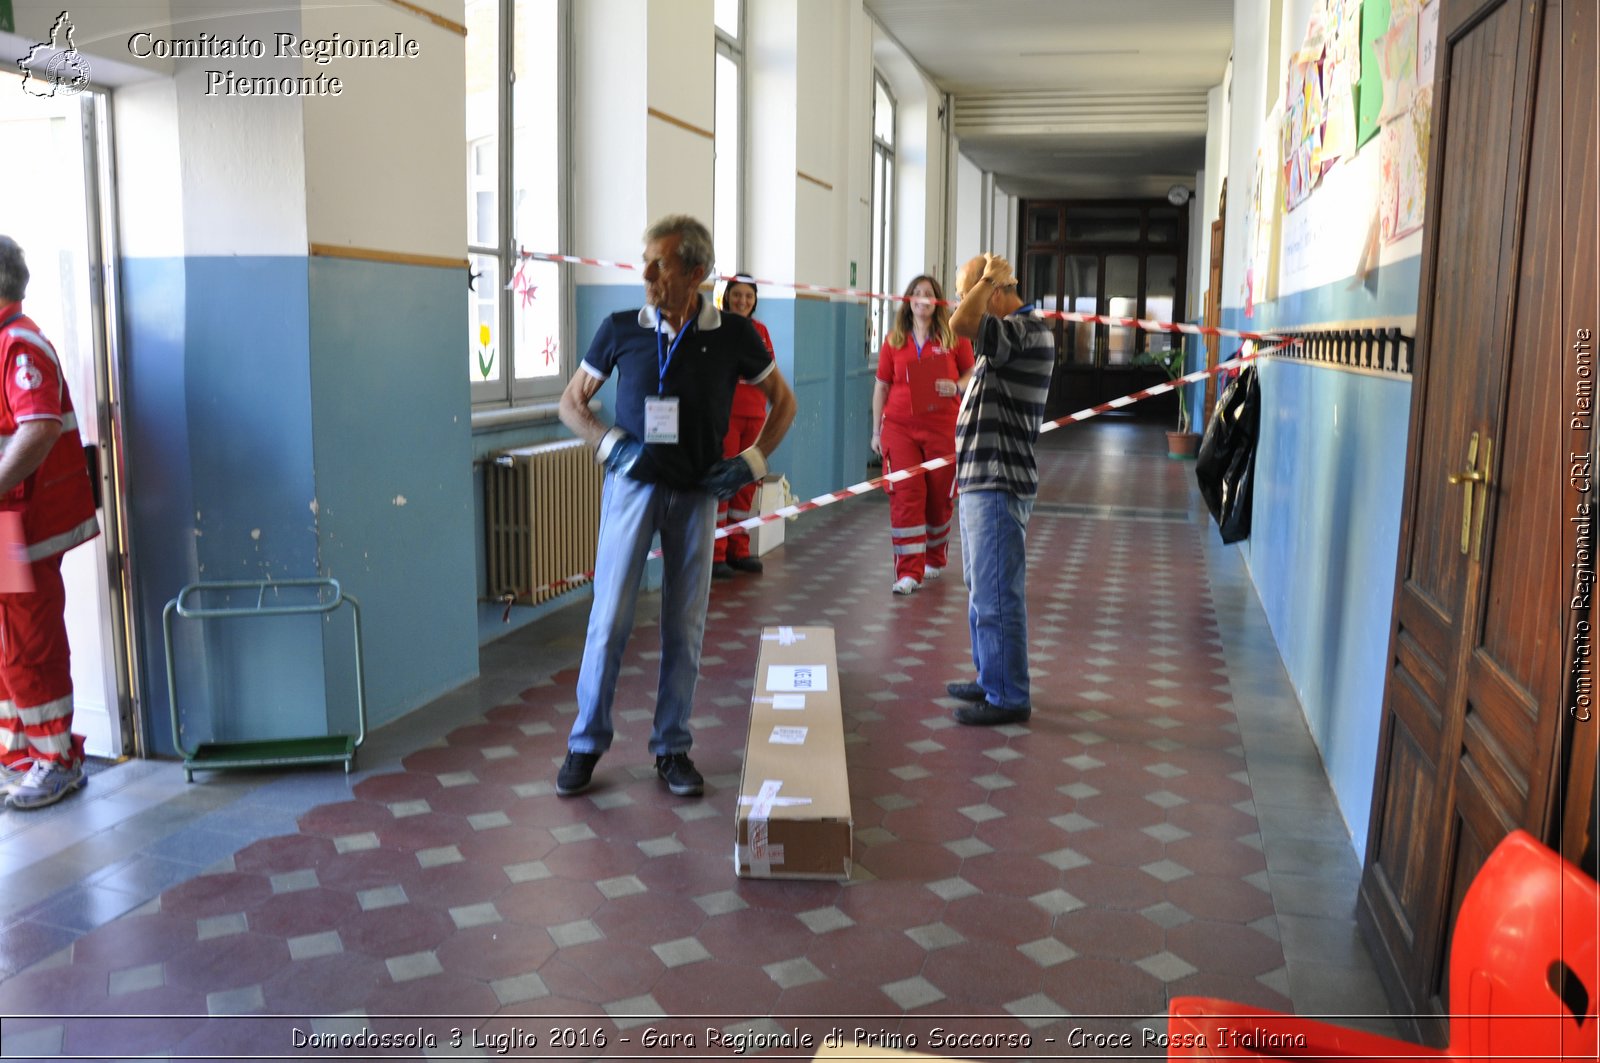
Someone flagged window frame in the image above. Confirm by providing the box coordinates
[713,1,746,276]
[469,0,573,408]
[869,71,896,358]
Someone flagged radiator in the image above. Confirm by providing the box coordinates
[484,439,604,605]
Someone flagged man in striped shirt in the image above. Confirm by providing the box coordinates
[945,254,1055,726]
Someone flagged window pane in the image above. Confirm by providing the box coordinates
[512,258,561,379]
[714,0,739,37]
[714,50,739,276]
[870,151,885,351]
[1065,254,1097,366]
[470,253,501,383]
[1027,207,1059,244]
[1024,253,1057,311]
[1065,206,1141,242]
[1144,255,1179,353]
[874,78,894,144]
[512,0,561,380]
[465,0,498,247]
[1103,254,1139,365]
[1147,206,1183,244]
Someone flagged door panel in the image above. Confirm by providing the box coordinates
[1361,0,1590,1038]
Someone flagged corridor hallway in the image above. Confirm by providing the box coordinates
[0,418,1401,1057]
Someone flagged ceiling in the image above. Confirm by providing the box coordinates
[865,0,1234,200]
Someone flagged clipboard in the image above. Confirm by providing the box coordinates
[906,354,952,414]
[0,511,33,593]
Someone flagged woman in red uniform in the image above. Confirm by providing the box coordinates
[712,274,775,579]
[871,274,974,595]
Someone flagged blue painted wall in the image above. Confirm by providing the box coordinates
[1220,255,1420,854]
[308,257,479,732]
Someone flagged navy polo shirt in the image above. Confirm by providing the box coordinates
[581,295,775,489]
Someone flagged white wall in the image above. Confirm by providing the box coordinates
[573,0,648,284]
[302,2,464,255]
[953,150,984,273]
[646,0,715,225]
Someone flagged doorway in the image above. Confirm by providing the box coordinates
[0,76,134,759]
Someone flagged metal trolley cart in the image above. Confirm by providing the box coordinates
[163,578,367,782]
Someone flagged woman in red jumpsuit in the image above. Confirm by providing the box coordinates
[871,274,974,595]
[712,274,775,579]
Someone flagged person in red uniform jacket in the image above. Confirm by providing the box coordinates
[711,274,775,579]
[0,236,100,810]
[871,274,974,594]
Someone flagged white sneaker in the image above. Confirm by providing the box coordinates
[892,576,920,595]
[6,760,85,810]
[924,565,945,580]
[0,757,34,794]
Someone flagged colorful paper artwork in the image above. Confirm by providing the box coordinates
[1376,11,1419,124]
[1418,0,1439,85]
[1357,0,1392,147]
[1282,51,1326,212]
[1379,85,1432,243]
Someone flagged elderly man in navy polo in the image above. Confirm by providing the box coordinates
[555,215,796,798]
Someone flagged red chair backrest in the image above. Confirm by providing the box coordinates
[1447,830,1597,1061]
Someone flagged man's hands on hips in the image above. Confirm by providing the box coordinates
[595,427,644,476]
[700,446,768,499]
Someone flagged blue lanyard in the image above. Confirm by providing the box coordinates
[911,333,928,360]
[655,313,694,394]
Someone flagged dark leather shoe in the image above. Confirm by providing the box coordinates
[712,562,736,580]
[728,556,764,574]
[556,751,600,796]
[655,753,704,797]
[954,701,1032,727]
[946,681,986,703]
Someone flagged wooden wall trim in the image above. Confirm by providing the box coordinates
[310,243,467,270]
[377,0,468,36]
[648,108,714,141]
[797,170,833,191]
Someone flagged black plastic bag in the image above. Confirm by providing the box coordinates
[1195,365,1260,544]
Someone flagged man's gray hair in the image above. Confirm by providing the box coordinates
[0,236,28,304]
[643,215,714,274]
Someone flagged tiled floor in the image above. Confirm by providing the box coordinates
[0,417,1404,1059]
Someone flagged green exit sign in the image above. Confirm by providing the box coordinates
[1,1,14,34]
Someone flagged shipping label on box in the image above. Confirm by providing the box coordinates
[735,626,852,879]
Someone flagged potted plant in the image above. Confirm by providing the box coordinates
[1143,343,1202,459]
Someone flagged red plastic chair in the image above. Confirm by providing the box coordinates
[1165,830,1599,1061]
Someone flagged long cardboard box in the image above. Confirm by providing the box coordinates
[735,625,852,879]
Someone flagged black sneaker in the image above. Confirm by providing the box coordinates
[655,753,704,797]
[556,751,600,796]
[711,562,736,580]
[946,680,986,703]
[954,701,1032,727]
[728,556,763,574]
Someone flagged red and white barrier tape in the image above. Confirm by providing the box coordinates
[498,340,1291,618]
[515,248,1289,346]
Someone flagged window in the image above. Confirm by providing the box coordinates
[466,0,568,405]
[869,74,895,355]
[713,1,743,275]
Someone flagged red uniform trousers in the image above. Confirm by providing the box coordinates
[881,415,958,582]
[714,412,765,563]
[0,553,80,768]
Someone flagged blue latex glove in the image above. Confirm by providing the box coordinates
[595,428,643,477]
[700,447,768,499]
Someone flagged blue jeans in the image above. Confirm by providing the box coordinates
[958,488,1034,710]
[570,472,718,756]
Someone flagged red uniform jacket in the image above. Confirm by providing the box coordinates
[0,304,100,561]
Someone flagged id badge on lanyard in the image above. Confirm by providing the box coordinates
[650,316,691,444]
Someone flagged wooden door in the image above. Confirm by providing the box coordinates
[1201,182,1226,425]
[1358,0,1596,1041]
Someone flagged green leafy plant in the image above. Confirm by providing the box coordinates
[1141,343,1192,434]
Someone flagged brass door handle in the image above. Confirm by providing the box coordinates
[1447,431,1493,558]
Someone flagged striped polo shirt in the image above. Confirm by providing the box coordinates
[954,309,1056,497]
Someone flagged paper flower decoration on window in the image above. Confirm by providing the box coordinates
[477,323,495,379]
[542,335,558,367]
[510,260,539,310]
